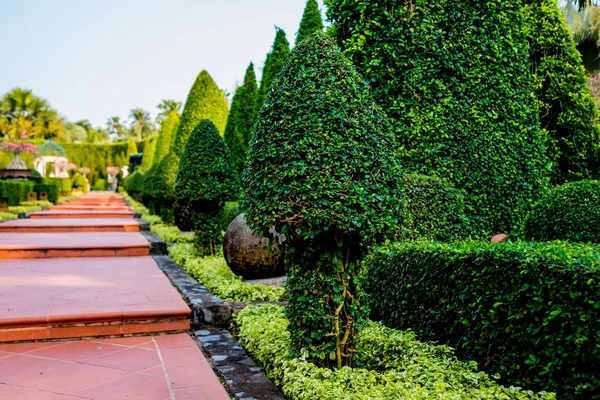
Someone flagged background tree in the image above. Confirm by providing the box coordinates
[156,99,182,124]
[256,28,290,109]
[171,70,229,157]
[242,32,403,369]
[175,120,239,256]
[224,63,259,172]
[106,116,126,140]
[295,0,324,46]
[129,108,155,140]
[326,0,549,235]
[524,0,600,183]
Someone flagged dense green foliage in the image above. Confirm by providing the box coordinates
[224,63,258,172]
[365,240,600,397]
[71,174,87,191]
[0,180,35,206]
[523,0,600,183]
[152,111,179,165]
[151,152,179,222]
[91,179,107,191]
[169,244,284,302]
[523,180,600,243]
[175,120,239,255]
[171,70,229,157]
[326,0,549,235]
[401,174,467,241]
[126,138,137,158]
[235,305,554,400]
[243,32,403,368]
[33,183,58,203]
[123,171,144,199]
[295,0,323,46]
[256,29,290,108]
[138,136,156,172]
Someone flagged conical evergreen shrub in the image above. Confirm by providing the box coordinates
[230,63,258,172]
[151,152,179,222]
[171,70,229,157]
[153,111,180,165]
[176,120,239,256]
[242,31,403,368]
[295,0,323,46]
[138,136,156,172]
[257,28,290,109]
[523,0,600,184]
[326,0,549,235]
[126,138,137,158]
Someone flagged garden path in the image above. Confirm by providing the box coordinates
[0,192,230,400]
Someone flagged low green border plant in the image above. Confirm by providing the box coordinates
[168,244,283,302]
[234,305,554,400]
[0,212,17,221]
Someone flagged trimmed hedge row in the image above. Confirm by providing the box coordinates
[235,305,553,399]
[523,180,600,243]
[0,180,34,206]
[364,240,600,398]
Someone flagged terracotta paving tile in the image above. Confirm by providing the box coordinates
[74,372,171,400]
[29,211,134,219]
[94,336,154,347]
[83,346,161,372]
[0,232,149,250]
[0,219,140,233]
[0,385,63,400]
[0,341,62,354]
[27,340,128,362]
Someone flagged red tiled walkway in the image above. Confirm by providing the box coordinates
[0,192,230,399]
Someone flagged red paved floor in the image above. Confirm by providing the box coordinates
[29,211,134,219]
[0,334,230,399]
[0,257,189,341]
[50,206,131,211]
[0,232,149,258]
[0,219,141,233]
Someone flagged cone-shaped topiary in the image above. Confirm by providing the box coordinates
[126,138,137,158]
[257,28,290,109]
[227,63,259,172]
[141,162,157,210]
[176,119,240,256]
[295,0,323,46]
[153,111,180,165]
[242,31,404,369]
[224,86,242,152]
[325,0,549,236]
[523,0,600,184]
[171,70,229,157]
[138,136,156,173]
[151,152,179,222]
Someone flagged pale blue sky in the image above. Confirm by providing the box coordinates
[0,0,326,128]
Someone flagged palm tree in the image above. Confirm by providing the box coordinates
[129,108,154,140]
[106,116,126,139]
[0,88,63,140]
[156,99,182,123]
[32,109,66,140]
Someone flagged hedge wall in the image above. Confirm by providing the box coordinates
[33,183,59,203]
[325,0,549,235]
[522,180,600,243]
[365,240,600,398]
[0,180,35,206]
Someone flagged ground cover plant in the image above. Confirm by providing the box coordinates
[364,240,600,397]
[325,0,549,235]
[522,179,600,243]
[242,32,403,368]
[235,305,554,400]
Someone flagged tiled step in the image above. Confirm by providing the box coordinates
[0,334,230,399]
[51,205,131,212]
[0,219,141,233]
[0,257,191,342]
[0,232,149,259]
[29,210,134,219]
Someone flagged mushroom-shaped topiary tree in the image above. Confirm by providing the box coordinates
[175,119,239,256]
[242,31,404,369]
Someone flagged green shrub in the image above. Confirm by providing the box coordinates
[9,205,42,213]
[326,0,549,235]
[256,28,290,109]
[47,178,71,194]
[0,180,35,206]
[171,70,229,157]
[153,111,180,165]
[295,0,323,46]
[150,223,194,244]
[235,305,554,400]
[152,152,179,222]
[138,136,156,172]
[91,179,107,191]
[19,200,53,207]
[0,212,17,221]
[33,183,58,203]
[71,174,88,192]
[364,240,600,397]
[401,174,467,241]
[123,171,144,199]
[523,0,600,183]
[168,244,283,302]
[175,120,239,256]
[242,32,403,368]
[522,180,600,243]
[224,63,258,172]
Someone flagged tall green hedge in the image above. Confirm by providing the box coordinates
[0,180,35,206]
[257,28,290,109]
[151,152,179,222]
[171,70,229,157]
[242,32,403,369]
[326,0,549,235]
[33,183,58,203]
[153,111,179,165]
[523,0,600,184]
[523,180,600,243]
[365,240,600,398]
[295,0,323,46]
[224,63,258,173]
[138,136,156,172]
[176,120,239,255]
